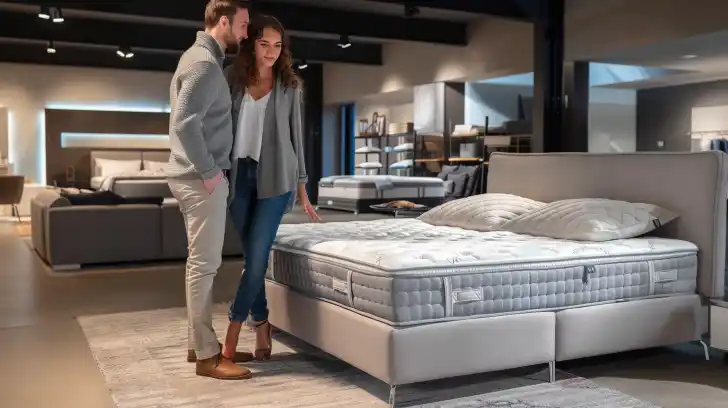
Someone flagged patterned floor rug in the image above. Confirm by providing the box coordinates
[78,305,661,408]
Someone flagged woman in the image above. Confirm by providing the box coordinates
[222,15,321,366]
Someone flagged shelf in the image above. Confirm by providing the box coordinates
[356,134,385,139]
[415,158,444,163]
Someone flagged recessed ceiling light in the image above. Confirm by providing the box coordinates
[681,54,698,59]
[117,46,134,59]
[337,34,351,49]
[38,6,50,20]
[50,7,64,23]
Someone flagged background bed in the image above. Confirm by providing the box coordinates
[317,175,445,214]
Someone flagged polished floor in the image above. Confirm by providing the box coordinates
[1,210,728,408]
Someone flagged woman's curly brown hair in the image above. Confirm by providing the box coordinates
[232,14,301,89]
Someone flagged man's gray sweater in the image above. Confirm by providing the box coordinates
[167,32,232,181]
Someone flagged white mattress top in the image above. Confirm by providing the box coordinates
[275,219,698,275]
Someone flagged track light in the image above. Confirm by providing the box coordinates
[38,6,50,20]
[50,7,64,23]
[116,46,134,59]
[337,34,351,49]
[298,60,308,70]
[404,6,420,18]
[46,40,56,54]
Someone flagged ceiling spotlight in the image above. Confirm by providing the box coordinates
[404,6,420,18]
[337,34,351,49]
[681,54,698,59]
[117,46,134,59]
[298,60,308,70]
[38,5,50,20]
[50,7,64,23]
[46,40,56,54]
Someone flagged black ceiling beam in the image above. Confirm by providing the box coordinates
[366,0,542,22]
[0,11,382,65]
[0,40,178,72]
[16,0,467,45]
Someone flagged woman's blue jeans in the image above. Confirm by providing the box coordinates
[228,158,291,323]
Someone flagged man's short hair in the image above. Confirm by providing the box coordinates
[204,0,249,29]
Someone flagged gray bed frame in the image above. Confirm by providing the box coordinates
[265,151,728,407]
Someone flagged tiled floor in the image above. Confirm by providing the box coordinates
[1,210,728,408]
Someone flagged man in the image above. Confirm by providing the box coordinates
[167,0,251,380]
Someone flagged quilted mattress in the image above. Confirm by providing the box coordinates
[318,175,445,200]
[269,219,698,326]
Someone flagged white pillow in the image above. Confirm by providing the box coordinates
[94,158,141,177]
[143,160,167,173]
[355,145,382,153]
[357,161,383,169]
[499,198,678,241]
[419,193,546,232]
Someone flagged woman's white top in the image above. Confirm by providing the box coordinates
[234,90,272,161]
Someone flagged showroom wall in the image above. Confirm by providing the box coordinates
[637,79,728,151]
[324,0,728,104]
[465,83,533,127]
[0,62,172,184]
[463,78,636,153]
[589,87,636,153]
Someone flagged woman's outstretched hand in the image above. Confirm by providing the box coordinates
[298,184,322,222]
[303,201,322,221]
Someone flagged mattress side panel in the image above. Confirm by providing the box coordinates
[353,273,445,323]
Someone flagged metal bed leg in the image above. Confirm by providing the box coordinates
[699,340,710,361]
[548,361,556,383]
[388,384,397,407]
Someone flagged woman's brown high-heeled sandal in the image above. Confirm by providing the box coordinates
[254,320,273,361]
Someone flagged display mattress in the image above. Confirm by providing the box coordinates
[318,175,445,200]
[270,219,698,326]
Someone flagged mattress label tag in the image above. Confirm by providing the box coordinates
[582,265,596,284]
[452,289,483,304]
[332,278,349,294]
[655,269,678,283]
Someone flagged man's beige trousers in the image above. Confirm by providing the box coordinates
[168,177,229,360]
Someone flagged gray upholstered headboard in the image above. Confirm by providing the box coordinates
[487,151,728,299]
[141,150,170,164]
[89,151,142,177]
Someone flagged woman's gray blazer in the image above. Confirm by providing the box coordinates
[224,67,308,213]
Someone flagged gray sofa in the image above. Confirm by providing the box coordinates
[30,189,243,270]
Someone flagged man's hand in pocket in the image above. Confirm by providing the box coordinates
[203,172,223,194]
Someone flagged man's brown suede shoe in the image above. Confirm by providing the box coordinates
[187,343,254,363]
[196,354,252,380]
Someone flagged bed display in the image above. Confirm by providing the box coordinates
[266,151,727,406]
[317,175,445,213]
[271,218,697,326]
[89,151,172,198]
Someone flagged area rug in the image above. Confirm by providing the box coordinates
[78,306,661,408]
